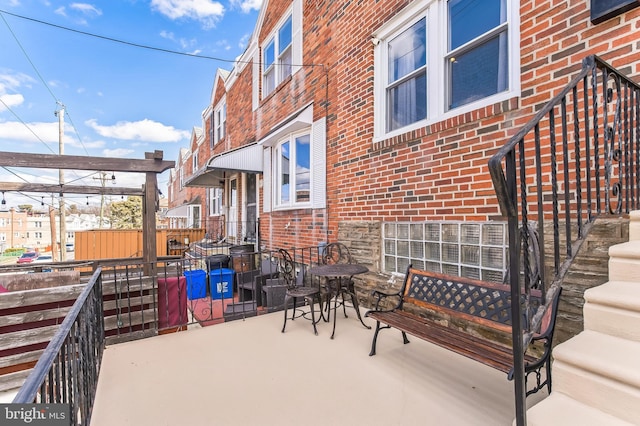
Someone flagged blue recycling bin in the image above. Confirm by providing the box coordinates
[209,268,234,300]
[184,269,207,300]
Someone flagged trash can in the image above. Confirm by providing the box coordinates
[184,269,207,300]
[229,244,256,273]
[206,254,230,271]
[209,268,235,300]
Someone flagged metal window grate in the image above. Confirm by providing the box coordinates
[382,221,508,283]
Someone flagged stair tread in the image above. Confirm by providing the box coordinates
[585,281,640,311]
[553,330,640,388]
[609,240,640,259]
[526,393,634,425]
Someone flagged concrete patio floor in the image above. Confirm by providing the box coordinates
[91,306,547,426]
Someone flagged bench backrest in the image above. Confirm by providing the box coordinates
[400,267,542,334]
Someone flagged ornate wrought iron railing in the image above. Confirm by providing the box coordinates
[489,55,640,424]
[12,268,105,426]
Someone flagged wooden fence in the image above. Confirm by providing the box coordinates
[74,228,205,260]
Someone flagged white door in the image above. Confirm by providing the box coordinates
[227,177,238,240]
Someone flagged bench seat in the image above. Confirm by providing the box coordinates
[365,266,562,397]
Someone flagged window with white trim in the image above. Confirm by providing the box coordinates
[215,102,226,143]
[209,111,214,149]
[209,187,223,216]
[263,14,293,98]
[179,168,184,189]
[192,152,199,172]
[374,0,518,139]
[274,132,311,207]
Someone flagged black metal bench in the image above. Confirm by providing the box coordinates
[365,266,562,396]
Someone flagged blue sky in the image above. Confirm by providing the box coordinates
[0,0,262,209]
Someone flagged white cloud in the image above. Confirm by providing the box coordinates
[238,33,251,50]
[231,0,263,13]
[54,6,67,17]
[103,148,135,157]
[151,0,225,29]
[70,3,103,16]
[0,121,59,144]
[85,118,190,142]
[0,94,25,111]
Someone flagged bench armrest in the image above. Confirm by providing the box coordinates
[370,287,403,310]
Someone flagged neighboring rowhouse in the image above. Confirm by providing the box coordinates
[169,0,640,280]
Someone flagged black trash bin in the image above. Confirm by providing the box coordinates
[205,254,230,271]
[228,244,256,273]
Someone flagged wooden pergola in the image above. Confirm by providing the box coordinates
[0,150,175,269]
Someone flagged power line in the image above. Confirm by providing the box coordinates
[0,8,324,69]
[0,98,56,154]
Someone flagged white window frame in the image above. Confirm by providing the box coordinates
[209,187,223,216]
[192,152,199,172]
[373,0,520,142]
[273,130,312,210]
[215,101,226,144]
[209,110,215,149]
[179,168,184,189]
[262,14,294,98]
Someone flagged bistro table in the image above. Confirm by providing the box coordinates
[308,263,371,339]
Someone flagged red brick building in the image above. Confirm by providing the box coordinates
[168,0,640,279]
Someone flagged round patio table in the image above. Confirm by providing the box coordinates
[309,263,371,339]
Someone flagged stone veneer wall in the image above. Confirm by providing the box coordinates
[337,216,630,346]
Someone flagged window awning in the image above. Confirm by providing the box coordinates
[257,103,313,147]
[163,204,190,218]
[185,144,264,187]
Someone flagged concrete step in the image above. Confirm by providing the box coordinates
[551,330,640,424]
[525,392,634,425]
[608,241,640,282]
[584,280,640,342]
[629,210,640,241]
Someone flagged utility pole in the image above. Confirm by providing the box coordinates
[92,171,107,228]
[56,102,67,261]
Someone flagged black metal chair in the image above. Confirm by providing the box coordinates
[281,249,322,335]
[321,242,359,321]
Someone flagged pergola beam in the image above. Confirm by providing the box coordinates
[0,182,144,196]
[0,150,174,173]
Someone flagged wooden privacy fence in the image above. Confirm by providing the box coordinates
[0,275,162,394]
[74,228,205,260]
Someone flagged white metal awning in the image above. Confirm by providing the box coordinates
[163,204,190,218]
[185,144,263,187]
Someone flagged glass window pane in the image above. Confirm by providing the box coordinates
[449,0,506,50]
[280,47,292,82]
[388,18,426,83]
[279,142,290,204]
[264,40,275,67]
[264,69,275,96]
[449,33,507,109]
[387,71,427,131]
[279,16,292,53]
[295,134,310,202]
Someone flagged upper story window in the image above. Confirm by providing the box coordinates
[209,187,223,216]
[209,111,215,149]
[374,0,518,140]
[215,102,226,143]
[263,14,293,98]
[179,168,184,189]
[192,152,199,172]
[275,132,310,207]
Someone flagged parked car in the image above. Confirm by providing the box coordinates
[33,255,52,263]
[17,252,39,264]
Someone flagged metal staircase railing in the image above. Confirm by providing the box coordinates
[488,55,640,425]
